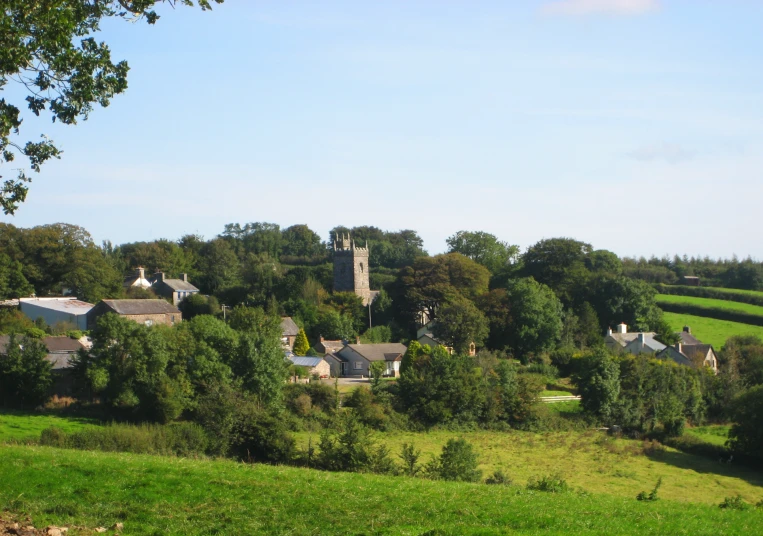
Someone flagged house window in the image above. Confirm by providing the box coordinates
[145,319,154,327]
[171,315,175,325]
[354,361,363,370]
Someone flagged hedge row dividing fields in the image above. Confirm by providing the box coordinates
[656,294,763,327]
[655,284,763,307]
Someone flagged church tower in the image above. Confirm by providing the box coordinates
[333,234,371,305]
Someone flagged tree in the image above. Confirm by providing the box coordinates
[573,348,621,422]
[293,328,310,356]
[1,0,222,214]
[728,385,763,461]
[432,296,488,354]
[178,293,221,320]
[504,278,563,361]
[0,334,52,407]
[446,231,519,274]
[281,224,323,258]
[430,438,482,482]
[0,253,33,298]
[522,238,592,305]
[587,274,663,333]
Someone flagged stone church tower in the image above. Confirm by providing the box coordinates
[333,234,371,305]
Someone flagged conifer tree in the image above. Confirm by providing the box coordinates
[293,328,310,356]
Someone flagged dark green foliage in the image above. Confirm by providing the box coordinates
[342,387,389,430]
[0,334,52,408]
[399,442,422,477]
[719,496,752,511]
[426,438,482,483]
[526,473,569,493]
[504,278,563,362]
[727,385,763,462]
[485,470,512,485]
[362,325,392,344]
[587,274,664,333]
[230,407,296,464]
[637,478,662,501]
[0,308,38,336]
[39,422,210,457]
[179,293,220,319]
[573,349,621,422]
[721,335,763,388]
[445,230,519,274]
[432,295,489,354]
[317,412,394,474]
[0,253,33,298]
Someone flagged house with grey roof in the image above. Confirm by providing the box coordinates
[658,343,718,373]
[335,342,407,377]
[315,336,345,355]
[287,355,331,378]
[151,272,199,306]
[19,297,93,330]
[280,317,300,350]
[677,325,702,345]
[87,299,181,329]
[0,335,86,396]
[604,323,666,355]
[123,267,152,290]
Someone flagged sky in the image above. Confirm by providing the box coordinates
[3,0,763,259]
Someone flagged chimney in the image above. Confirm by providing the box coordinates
[683,326,691,334]
[637,333,645,346]
[674,342,682,354]
[356,336,361,344]
[138,267,145,280]
[319,335,324,342]
[154,272,165,283]
[617,323,628,334]
[607,327,613,336]
[181,273,188,282]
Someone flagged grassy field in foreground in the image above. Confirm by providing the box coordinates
[663,312,763,348]
[0,410,97,441]
[657,294,763,317]
[0,445,761,535]
[295,428,762,504]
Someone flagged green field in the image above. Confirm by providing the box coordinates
[0,445,761,535]
[657,294,763,317]
[663,312,763,348]
[540,389,573,397]
[0,410,97,442]
[294,428,761,504]
[685,425,731,447]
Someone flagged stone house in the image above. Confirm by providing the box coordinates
[658,343,718,373]
[123,267,152,290]
[288,355,331,378]
[280,317,300,350]
[151,273,199,306]
[87,299,182,329]
[315,336,345,355]
[19,297,93,331]
[334,342,407,377]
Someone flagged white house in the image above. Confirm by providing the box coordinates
[335,343,407,378]
[604,323,665,355]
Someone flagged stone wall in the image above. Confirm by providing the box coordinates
[333,241,371,305]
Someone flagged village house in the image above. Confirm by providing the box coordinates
[0,335,87,397]
[19,297,93,331]
[288,355,331,378]
[280,317,300,351]
[123,267,152,290]
[334,342,407,378]
[604,323,666,355]
[315,336,345,355]
[87,299,181,329]
[151,272,199,305]
[658,343,718,373]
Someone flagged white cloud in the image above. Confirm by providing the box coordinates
[541,0,660,16]
[628,142,694,164]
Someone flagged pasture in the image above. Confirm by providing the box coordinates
[0,410,97,442]
[657,294,763,318]
[0,445,761,535]
[662,312,763,348]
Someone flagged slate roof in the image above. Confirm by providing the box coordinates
[289,356,325,368]
[658,344,715,369]
[607,332,658,347]
[280,317,300,337]
[316,339,345,352]
[0,335,84,370]
[678,331,702,345]
[158,279,199,292]
[624,335,666,353]
[99,299,180,315]
[339,343,407,362]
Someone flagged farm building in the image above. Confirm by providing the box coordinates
[288,355,331,378]
[0,335,86,397]
[19,297,93,331]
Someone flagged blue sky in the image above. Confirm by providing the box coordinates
[4,0,763,258]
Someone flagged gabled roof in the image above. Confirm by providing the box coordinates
[658,344,716,369]
[98,299,180,315]
[280,317,300,337]
[623,335,666,353]
[606,332,659,347]
[678,331,702,345]
[157,279,199,292]
[0,335,84,370]
[19,298,94,314]
[338,343,407,362]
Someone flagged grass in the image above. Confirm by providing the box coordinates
[295,428,763,505]
[662,312,763,348]
[657,294,763,317]
[1,445,762,535]
[0,410,97,442]
[544,400,582,413]
[685,425,731,447]
[698,286,763,298]
[541,390,574,397]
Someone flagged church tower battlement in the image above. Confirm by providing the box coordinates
[333,234,371,305]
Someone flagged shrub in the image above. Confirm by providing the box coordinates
[525,363,559,379]
[636,477,662,501]
[342,387,389,430]
[317,412,394,474]
[728,385,763,462]
[485,470,512,486]
[527,473,569,493]
[429,438,482,483]
[399,442,422,477]
[719,495,752,511]
[40,426,67,448]
[231,408,296,464]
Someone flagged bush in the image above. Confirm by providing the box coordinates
[427,438,482,483]
[527,473,569,493]
[636,478,662,501]
[525,363,559,379]
[40,426,67,448]
[399,442,422,477]
[719,495,752,511]
[342,387,389,430]
[728,385,763,462]
[231,408,296,464]
[316,412,394,474]
[485,470,512,486]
